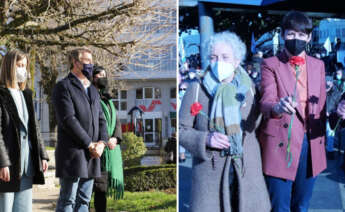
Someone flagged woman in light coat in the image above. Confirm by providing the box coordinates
[179,31,270,212]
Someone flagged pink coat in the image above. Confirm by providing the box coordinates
[259,51,327,181]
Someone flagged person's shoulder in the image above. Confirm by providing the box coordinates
[0,86,7,94]
[262,55,279,64]
[307,55,324,66]
[23,88,33,97]
[0,87,7,99]
[55,75,71,88]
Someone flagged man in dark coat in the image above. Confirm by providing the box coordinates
[52,48,108,212]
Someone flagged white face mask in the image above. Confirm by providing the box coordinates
[210,61,235,82]
[188,71,196,79]
[16,67,27,83]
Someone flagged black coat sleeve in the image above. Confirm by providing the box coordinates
[113,111,122,144]
[98,100,109,142]
[0,104,11,168]
[35,119,49,161]
[329,93,345,129]
[52,81,92,149]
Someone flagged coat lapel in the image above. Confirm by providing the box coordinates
[306,55,321,116]
[276,52,304,117]
[68,73,91,102]
[277,52,295,97]
[18,92,28,132]
[88,85,98,104]
[0,88,23,132]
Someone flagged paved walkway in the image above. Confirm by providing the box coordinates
[179,152,345,212]
[33,186,59,212]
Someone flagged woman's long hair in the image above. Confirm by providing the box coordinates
[0,49,29,90]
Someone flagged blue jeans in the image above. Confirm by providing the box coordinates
[0,175,33,212]
[56,178,94,212]
[265,134,317,212]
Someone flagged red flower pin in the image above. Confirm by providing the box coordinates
[289,56,305,67]
[190,102,203,116]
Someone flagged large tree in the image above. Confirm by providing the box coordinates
[0,0,176,133]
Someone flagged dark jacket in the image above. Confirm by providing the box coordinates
[327,80,345,114]
[164,137,176,164]
[0,88,49,192]
[52,73,108,178]
[329,92,345,129]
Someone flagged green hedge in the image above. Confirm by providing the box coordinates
[124,164,176,192]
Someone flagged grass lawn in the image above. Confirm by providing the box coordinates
[90,190,176,212]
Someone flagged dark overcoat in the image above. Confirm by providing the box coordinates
[52,73,108,178]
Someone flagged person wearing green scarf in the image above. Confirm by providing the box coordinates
[92,65,124,212]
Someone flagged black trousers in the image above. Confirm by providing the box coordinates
[229,162,239,212]
[93,171,108,212]
[94,190,107,212]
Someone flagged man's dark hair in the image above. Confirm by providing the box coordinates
[281,11,313,35]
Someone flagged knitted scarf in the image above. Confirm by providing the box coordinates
[203,66,252,156]
[100,99,124,199]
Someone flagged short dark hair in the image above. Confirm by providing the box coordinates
[93,65,106,77]
[281,11,313,35]
[68,47,92,69]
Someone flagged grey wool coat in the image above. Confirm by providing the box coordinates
[179,76,271,212]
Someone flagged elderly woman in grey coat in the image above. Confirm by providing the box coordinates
[179,31,271,212]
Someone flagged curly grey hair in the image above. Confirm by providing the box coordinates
[206,31,246,63]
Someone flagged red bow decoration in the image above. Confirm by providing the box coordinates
[190,102,203,116]
[289,56,305,67]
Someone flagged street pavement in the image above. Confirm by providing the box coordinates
[179,151,345,212]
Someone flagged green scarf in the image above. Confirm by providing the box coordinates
[100,99,124,199]
[203,67,252,156]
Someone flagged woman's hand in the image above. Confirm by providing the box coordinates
[337,100,345,119]
[273,96,298,115]
[206,132,230,150]
[0,167,10,182]
[108,137,117,150]
[42,160,48,172]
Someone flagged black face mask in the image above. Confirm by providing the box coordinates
[95,77,108,90]
[285,39,307,56]
[81,63,94,81]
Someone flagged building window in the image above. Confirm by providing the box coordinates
[144,87,153,99]
[112,89,127,111]
[154,88,161,99]
[136,88,143,99]
[120,101,127,111]
[136,87,162,100]
[121,90,127,99]
[170,87,176,99]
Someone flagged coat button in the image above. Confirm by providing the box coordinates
[283,123,289,128]
[279,142,284,147]
[23,136,27,140]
